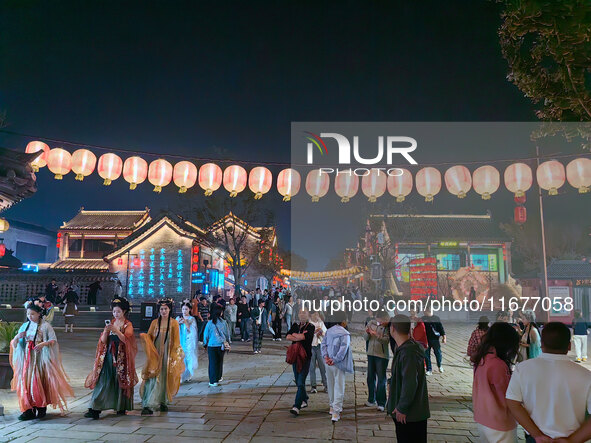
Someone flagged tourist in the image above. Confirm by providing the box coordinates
[251,298,268,354]
[176,302,199,382]
[283,295,295,333]
[422,306,446,375]
[139,298,185,415]
[237,295,250,341]
[506,322,591,441]
[10,303,74,421]
[45,278,58,304]
[225,298,238,340]
[271,295,283,340]
[518,311,541,362]
[113,279,123,298]
[203,304,230,387]
[467,316,490,358]
[386,314,430,443]
[409,310,427,349]
[61,285,79,333]
[571,309,589,362]
[87,280,102,305]
[309,311,328,393]
[364,310,390,412]
[84,297,138,419]
[197,296,210,343]
[287,309,315,417]
[471,322,519,442]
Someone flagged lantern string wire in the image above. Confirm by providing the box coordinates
[2,128,591,169]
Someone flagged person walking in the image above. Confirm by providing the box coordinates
[251,299,267,354]
[571,309,589,362]
[283,295,295,334]
[422,306,446,375]
[203,304,230,387]
[409,310,428,349]
[287,309,315,417]
[467,316,490,358]
[518,311,541,362]
[321,311,354,422]
[506,322,591,442]
[471,322,519,442]
[87,280,102,305]
[237,295,251,342]
[386,314,430,443]
[176,302,199,382]
[225,298,238,340]
[271,295,283,341]
[309,311,328,393]
[364,310,390,412]
[62,286,79,333]
[45,279,59,304]
[196,296,210,343]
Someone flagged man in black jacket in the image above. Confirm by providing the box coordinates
[421,306,446,375]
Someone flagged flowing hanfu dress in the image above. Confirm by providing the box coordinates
[140,318,184,409]
[10,320,74,412]
[85,320,138,412]
[176,316,199,382]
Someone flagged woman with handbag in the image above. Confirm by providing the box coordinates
[203,304,230,387]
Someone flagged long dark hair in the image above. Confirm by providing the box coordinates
[210,304,223,324]
[471,322,519,370]
[111,297,131,318]
[155,298,174,344]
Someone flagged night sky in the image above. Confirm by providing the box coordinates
[3,1,586,268]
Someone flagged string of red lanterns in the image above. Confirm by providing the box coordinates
[24,142,591,201]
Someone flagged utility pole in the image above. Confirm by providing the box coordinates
[536,146,550,322]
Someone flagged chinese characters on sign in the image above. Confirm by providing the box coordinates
[127,248,185,298]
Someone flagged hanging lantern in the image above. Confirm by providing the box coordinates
[472,165,500,200]
[148,158,173,193]
[25,141,50,172]
[335,172,359,203]
[444,165,471,198]
[504,163,532,197]
[198,163,223,196]
[173,161,198,193]
[416,167,441,202]
[536,160,565,196]
[514,206,527,225]
[97,153,123,185]
[276,168,301,201]
[361,169,387,202]
[47,148,72,180]
[123,156,148,190]
[566,158,591,193]
[71,149,97,181]
[305,169,330,202]
[223,165,247,197]
[246,166,271,199]
[514,194,526,205]
[0,218,9,233]
[387,169,412,202]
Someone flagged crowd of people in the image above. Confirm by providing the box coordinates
[8,285,591,443]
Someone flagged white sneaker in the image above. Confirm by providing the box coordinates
[377,405,385,412]
[301,401,308,409]
[331,412,340,422]
[426,371,432,376]
[290,407,300,416]
[208,383,218,387]
[277,338,282,341]
[218,377,223,382]
[438,366,444,373]
[329,407,334,415]
[365,401,377,407]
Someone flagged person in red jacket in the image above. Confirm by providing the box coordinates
[410,310,428,349]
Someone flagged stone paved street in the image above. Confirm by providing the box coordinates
[0,321,587,442]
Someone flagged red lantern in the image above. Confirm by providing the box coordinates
[97,153,123,185]
[223,165,247,197]
[198,163,223,196]
[117,257,123,265]
[277,168,301,201]
[71,149,97,181]
[148,159,173,193]
[0,243,5,258]
[25,141,50,171]
[514,194,526,204]
[123,156,148,190]
[47,148,72,179]
[133,257,141,267]
[514,206,527,225]
[173,161,198,193]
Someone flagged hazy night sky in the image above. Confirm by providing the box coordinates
[3,1,587,269]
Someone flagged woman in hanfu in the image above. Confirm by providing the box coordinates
[140,298,185,415]
[84,297,138,419]
[176,301,199,382]
[10,303,74,421]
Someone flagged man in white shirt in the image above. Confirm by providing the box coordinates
[506,322,591,442]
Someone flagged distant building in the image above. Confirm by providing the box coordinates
[1,219,57,264]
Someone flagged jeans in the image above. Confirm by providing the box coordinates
[367,355,388,407]
[240,318,250,340]
[393,418,427,443]
[253,323,264,351]
[207,346,224,384]
[285,314,292,334]
[326,364,346,414]
[425,338,442,371]
[197,321,206,342]
[309,344,327,388]
[292,359,310,409]
[227,321,236,340]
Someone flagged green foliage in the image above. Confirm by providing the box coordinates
[0,321,20,353]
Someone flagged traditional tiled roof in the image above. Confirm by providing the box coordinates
[372,213,510,242]
[0,148,37,213]
[6,219,57,237]
[61,209,150,230]
[547,260,591,279]
[50,259,110,270]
